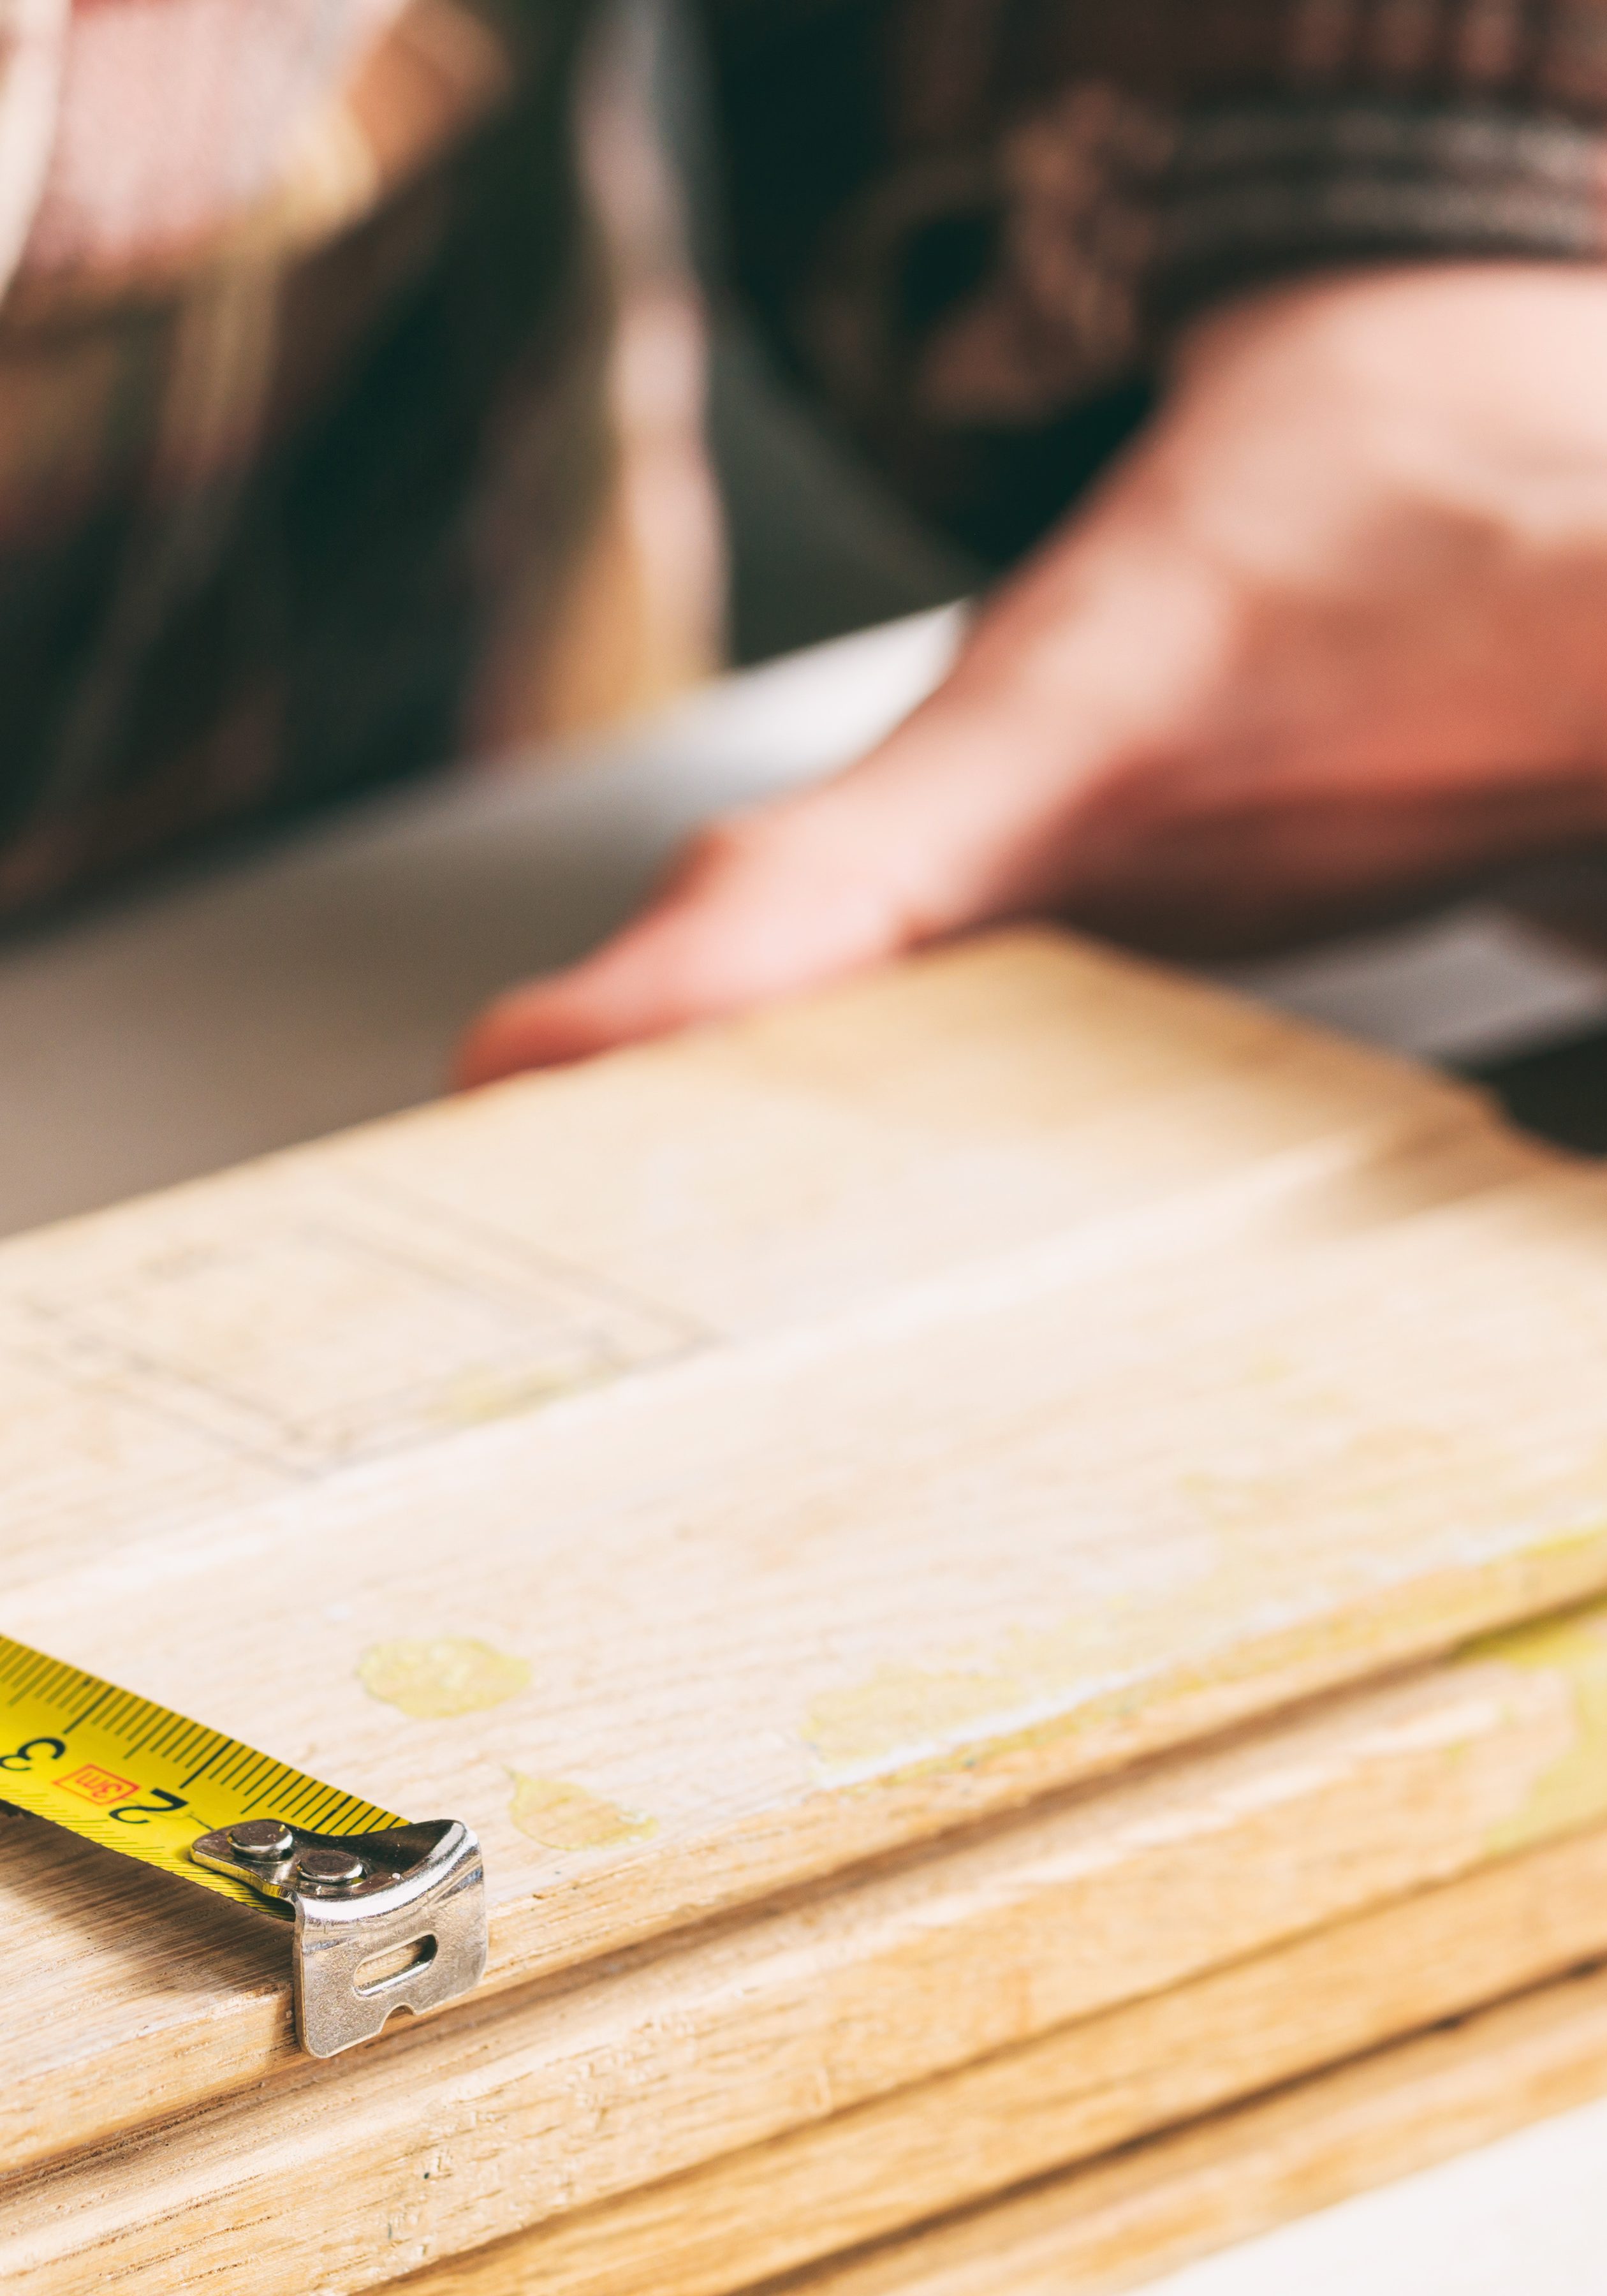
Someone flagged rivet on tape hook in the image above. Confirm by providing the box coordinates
[192,1818,487,2056]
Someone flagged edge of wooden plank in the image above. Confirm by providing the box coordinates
[0,1591,1574,2168]
[371,1831,1607,2296]
[753,1938,1607,2296]
[8,1655,1607,2290]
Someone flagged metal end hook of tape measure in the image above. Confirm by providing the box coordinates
[192,1818,488,2057]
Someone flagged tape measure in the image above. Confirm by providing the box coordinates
[0,1633,487,2056]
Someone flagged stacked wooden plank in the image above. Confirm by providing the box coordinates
[5,930,1607,2294]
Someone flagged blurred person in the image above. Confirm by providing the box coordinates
[1,4,1605,1078]
[464,6,1607,1076]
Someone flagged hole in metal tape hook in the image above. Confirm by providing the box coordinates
[354,1934,439,1996]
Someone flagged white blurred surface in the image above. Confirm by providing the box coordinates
[1141,2088,1607,2296]
[1224,903,1607,1064]
[0,610,963,1234]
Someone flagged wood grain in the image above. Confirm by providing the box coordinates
[11,1818,1607,2293]
[6,932,1607,2286]
[4,1598,1607,2178]
[757,1949,1607,2296]
[396,1827,1607,2296]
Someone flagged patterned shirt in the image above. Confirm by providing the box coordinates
[3,0,1604,915]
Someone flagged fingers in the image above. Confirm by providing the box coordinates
[453,797,933,1085]
[459,265,1607,1089]
[453,688,1047,1086]
[454,527,1235,1087]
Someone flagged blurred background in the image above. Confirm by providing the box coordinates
[548,0,971,735]
[7,0,1607,1244]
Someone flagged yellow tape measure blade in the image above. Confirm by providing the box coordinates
[0,1634,401,1907]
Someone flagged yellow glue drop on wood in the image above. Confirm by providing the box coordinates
[358,1637,531,1719]
[508,1772,656,1851]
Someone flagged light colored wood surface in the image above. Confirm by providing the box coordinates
[7,931,1607,2287]
[759,1949,1607,2296]
[9,1791,1607,2296]
[9,1579,1607,2186]
[314,1825,1607,2296]
[8,1624,1607,2286]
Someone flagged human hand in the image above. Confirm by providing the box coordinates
[458,263,1607,1084]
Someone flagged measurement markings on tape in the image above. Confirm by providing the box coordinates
[0,1633,486,2056]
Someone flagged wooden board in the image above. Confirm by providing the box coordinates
[7,1637,1607,2289]
[388,1828,1607,2296]
[6,930,1607,2288]
[738,1950,1607,2296]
